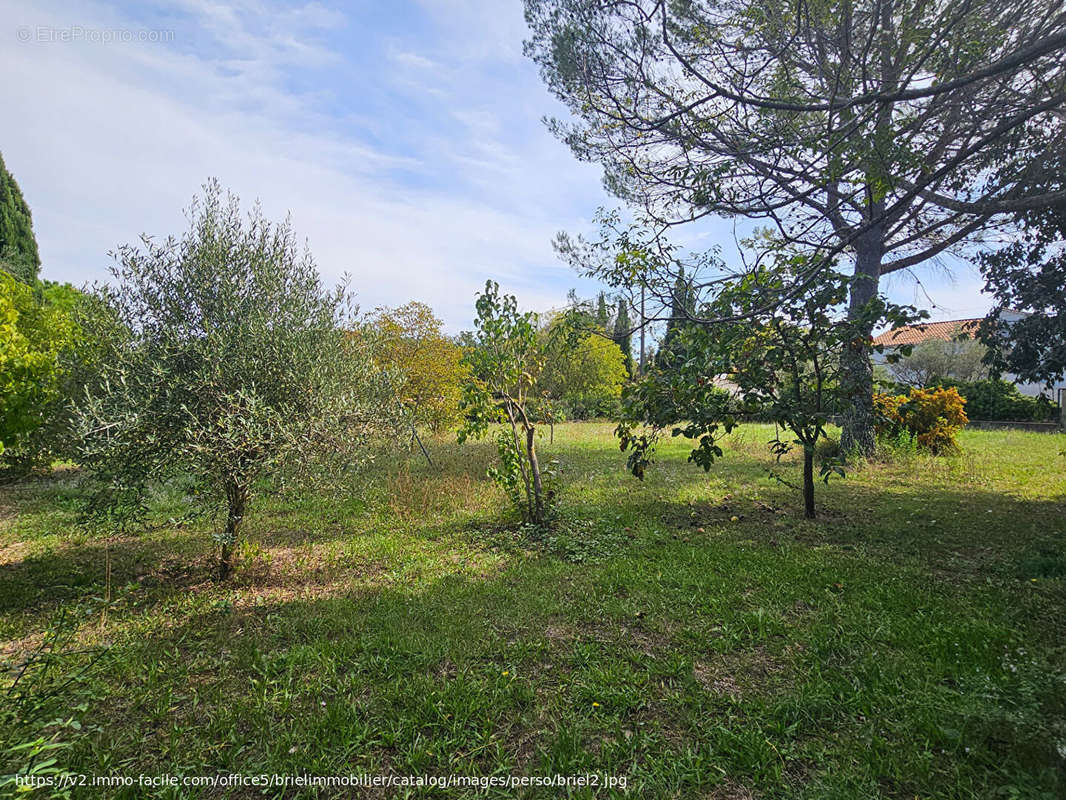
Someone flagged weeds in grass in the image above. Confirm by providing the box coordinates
[872,429,921,464]
[1,604,107,797]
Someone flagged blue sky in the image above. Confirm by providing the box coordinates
[2,0,992,330]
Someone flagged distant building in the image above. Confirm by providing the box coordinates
[872,312,1066,398]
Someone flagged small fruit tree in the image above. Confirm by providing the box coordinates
[458,281,552,526]
[617,249,920,518]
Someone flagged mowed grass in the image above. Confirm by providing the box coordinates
[1,423,1065,798]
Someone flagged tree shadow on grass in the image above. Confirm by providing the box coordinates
[13,543,1063,800]
[2,466,1063,796]
[0,530,218,617]
[588,455,1066,584]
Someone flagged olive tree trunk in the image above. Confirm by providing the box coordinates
[219,479,248,579]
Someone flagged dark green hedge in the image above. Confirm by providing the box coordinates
[938,379,1058,422]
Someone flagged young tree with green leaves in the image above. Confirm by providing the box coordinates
[618,247,920,518]
[458,280,553,526]
[74,180,394,576]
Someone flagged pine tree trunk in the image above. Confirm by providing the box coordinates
[802,446,816,519]
[840,228,884,458]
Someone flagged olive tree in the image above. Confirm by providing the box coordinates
[887,335,989,388]
[75,181,394,576]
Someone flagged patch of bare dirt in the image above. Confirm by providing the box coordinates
[694,646,791,699]
[707,781,757,800]
[693,661,743,699]
[0,540,32,565]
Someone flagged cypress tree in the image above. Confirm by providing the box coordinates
[612,298,633,377]
[595,292,610,332]
[656,268,698,369]
[0,152,41,284]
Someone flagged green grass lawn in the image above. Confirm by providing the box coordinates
[1,424,1065,798]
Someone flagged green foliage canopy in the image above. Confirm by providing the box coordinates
[939,379,1057,422]
[0,274,78,461]
[540,316,627,419]
[978,147,1066,392]
[526,0,1066,454]
[366,301,467,434]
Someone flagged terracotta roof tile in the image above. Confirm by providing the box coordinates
[872,319,981,347]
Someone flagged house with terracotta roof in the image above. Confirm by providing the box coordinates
[872,312,1066,399]
[872,318,982,348]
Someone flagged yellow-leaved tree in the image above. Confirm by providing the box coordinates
[367,301,467,434]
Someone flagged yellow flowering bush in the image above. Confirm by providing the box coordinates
[874,386,968,454]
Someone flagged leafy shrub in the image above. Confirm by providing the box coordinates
[874,386,968,454]
[873,391,907,436]
[941,379,1057,421]
[0,274,87,471]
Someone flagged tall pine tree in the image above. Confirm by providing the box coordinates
[0,152,41,284]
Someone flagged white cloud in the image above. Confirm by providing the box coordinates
[386,45,438,72]
[0,0,608,329]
